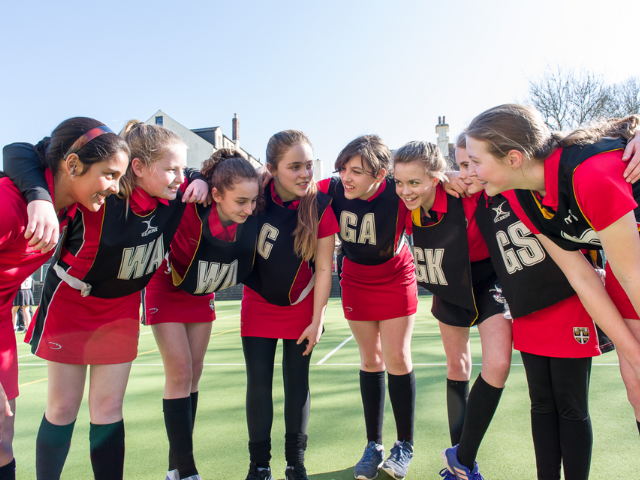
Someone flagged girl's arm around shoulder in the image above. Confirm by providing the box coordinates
[537,232,640,381]
[180,169,209,205]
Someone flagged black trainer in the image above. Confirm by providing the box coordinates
[285,463,309,480]
[246,462,274,480]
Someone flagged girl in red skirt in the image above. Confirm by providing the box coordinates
[316,135,417,480]
[241,130,339,480]
[144,149,261,480]
[0,117,130,480]
[4,120,208,480]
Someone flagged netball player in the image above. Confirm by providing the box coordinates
[464,105,640,438]
[144,149,261,480]
[315,135,417,480]
[0,117,130,480]
[447,134,610,480]
[3,120,208,480]
[240,130,338,480]
[392,141,509,480]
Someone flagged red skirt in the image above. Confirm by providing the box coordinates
[340,245,418,321]
[241,285,314,339]
[27,280,141,365]
[144,262,216,325]
[513,294,602,358]
[605,263,639,320]
[0,312,18,400]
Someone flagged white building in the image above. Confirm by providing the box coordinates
[145,110,261,169]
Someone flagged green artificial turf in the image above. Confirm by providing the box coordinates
[12,298,636,479]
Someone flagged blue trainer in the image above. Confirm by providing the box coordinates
[353,441,384,480]
[439,467,457,479]
[441,445,484,480]
[380,440,414,479]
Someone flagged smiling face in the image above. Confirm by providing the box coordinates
[71,150,129,211]
[134,144,187,200]
[213,179,260,226]
[394,161,439,211]
[269,143,314,202]
[465,136,516,197]
[455,146,484,195]
[339,155,384,200]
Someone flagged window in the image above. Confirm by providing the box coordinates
[155,116,163,126]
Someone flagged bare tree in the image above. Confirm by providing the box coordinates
[526,67,614,130]
[607,77,640,118]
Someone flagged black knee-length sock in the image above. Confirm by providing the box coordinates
[89,420,125,480]
[360,370,385,444]
[0,459,15,480]
[36,416,75,480]
[559,416,592,480]
[457,374,504,470]
[530,411,561,480]
[446,379,469,446]
[190,391,199,430]
[388,370,416,445]
[164,397,197,478]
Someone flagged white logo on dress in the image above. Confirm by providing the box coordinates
[141,216,158,237]
[492,202,511,223]
[560,228,601,246]
[149,308,159,314]
[48,342,62,350]
[564,209,579,225]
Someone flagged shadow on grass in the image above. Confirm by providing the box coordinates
[308,468,395,480]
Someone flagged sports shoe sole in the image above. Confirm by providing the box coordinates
[354,465,382,480]
[380,465,406,480]
[440,449,455,477]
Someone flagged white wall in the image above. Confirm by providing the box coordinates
[145,110,214,169]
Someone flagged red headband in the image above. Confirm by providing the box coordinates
[64,126,114,159]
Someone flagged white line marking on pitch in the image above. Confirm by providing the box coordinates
[18,362,623,367]
[316,335,354,365]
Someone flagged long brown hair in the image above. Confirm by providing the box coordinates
[466,104,640,163]
[266,130,319,261]
[117,120,186,198]
[201,148,264,212]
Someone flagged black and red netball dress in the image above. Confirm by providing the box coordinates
[317,176,417,321]
[144,201,257,324]
[241,180,338,338]
[477,191,612,357]
[0,157,75,400]
[513,138,640,318]
[406,184,503,327]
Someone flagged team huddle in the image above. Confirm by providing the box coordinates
[1,105,640,480]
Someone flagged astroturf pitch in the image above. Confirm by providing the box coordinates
[12,297,638,479]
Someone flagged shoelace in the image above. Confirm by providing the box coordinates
[388,443,410,463]
[361,445,379,462]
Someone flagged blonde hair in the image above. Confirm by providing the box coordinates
[466,104,640,163]
[392,141,447,181]
[266,130,319,261]
[117,120,186,198]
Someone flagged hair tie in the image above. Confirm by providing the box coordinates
[64,126,114,159]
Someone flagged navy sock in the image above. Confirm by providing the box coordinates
[89,420,125,480]
[457,374,503,470]
[36,415,75,480]
[249,438,271,468]
[284,433,307,467]
[446,379,469,446]
[0,459,15,480]
[388,370,416,445]
[360,370,385,444]
[164,397,197,478]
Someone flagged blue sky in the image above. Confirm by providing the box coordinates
[1,0,638,177]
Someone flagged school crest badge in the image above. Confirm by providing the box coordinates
[573,327,589,344]
[209,299,215,311]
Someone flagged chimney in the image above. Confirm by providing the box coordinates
[232,113,239,149]
[435,115,450,160]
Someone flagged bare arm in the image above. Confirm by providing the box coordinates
[623,133,640,183]
[0,381,12,441]
[598,211,640,317]
[297,235,334,355]
[537,233,640,378]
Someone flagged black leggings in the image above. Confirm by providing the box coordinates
[521,352,592,480]
[243,337,311,463]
